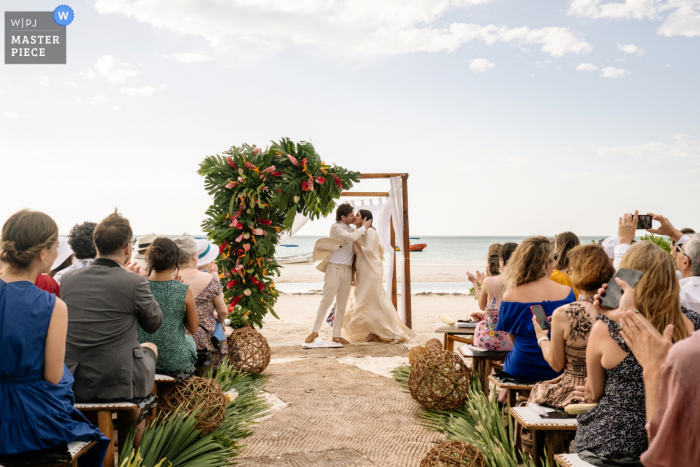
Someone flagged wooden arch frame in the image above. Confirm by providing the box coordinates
[340,173,412,328]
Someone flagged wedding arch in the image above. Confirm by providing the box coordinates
[198,139,413,329]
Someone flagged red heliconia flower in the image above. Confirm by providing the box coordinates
[231,295,242,307]
[333,174,342,189]
[287,155,298,166]
[301,181,308,191]
[314,177,325,185]
[257,283,265,291]
[271,171,283,176]
[226,280,238,289]
[227,157,236,170]
[275,189,282,193]
[235,222,243,230]
[237,248,245,256]
[245,162,251,169]
[258,218,272,226]
[249,277,259,285]
[219,241,228,255]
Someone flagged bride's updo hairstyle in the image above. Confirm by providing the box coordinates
[174,235,197,266]
[145,237,180,276]
[358,209,374,229]
[0,209,59,272]
[502,236,553,290]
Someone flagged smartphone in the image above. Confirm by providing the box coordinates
[489,254,499,266]
[530,305,551,330]
[637,215,653,230]
[598,268,643,309]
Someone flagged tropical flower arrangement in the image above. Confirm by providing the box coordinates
[198,137,360,328]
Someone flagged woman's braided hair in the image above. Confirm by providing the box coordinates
[0,209,58,271]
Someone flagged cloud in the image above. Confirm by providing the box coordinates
[120,85,166,97]
[39,75,50,87]
[89,94,108,105]
[600,66,627,78]
[69,81,82,89]
[568,0,700,38]
[85,55,139,83]
[592,134,700,162]
[3,112,19,119]
[618,43,644,55]
[165,51,211,63]
[469,57,495,72]
[93,0,592,58]
[577,62,598,71]
[113,105,122,111]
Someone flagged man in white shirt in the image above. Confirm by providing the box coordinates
[306,203,372,344]
[677,234,700,313]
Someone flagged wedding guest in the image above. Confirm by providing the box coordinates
[35,270,61,296]
[496,236,574,383]
[132,233,157,273]
[61,209,162,447]
[618,309,700,467]
[671,228,695,280]
[54,221,97,284]
[138,237,198,375]
[486,243,502,276]
[676,234,700,313]
[467,242,517,350]
[0,209,108,464]
[530,244,615,407]
[174,236,228,370]
[549,231,580,297]
[574,241,700,462]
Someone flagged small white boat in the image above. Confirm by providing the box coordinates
[275,244,313,264]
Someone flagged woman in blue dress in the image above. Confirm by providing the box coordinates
[0,209,108,465]
[496,236,575,400]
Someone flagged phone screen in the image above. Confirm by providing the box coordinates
[599,268,644,309]
[531,305,551,330]
[489,254,499,266]
[637,215,653,230]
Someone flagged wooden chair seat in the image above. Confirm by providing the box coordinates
[458,345,509,396]
[554,454,596,467]
[3,441,97,467]
[510,407,577,467]
[75,402,137,467]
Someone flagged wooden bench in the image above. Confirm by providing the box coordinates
[75,402,137,467]
[509,406,577,467]
[152,374,177,395]
[457,345,509,396]
[489,374,537,407]
[554,453,596,467]
[433,322,476,351]
[3,441,98,467]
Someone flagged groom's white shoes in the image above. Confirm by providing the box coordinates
[305,332,319,344]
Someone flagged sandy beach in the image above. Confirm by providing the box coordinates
[262,262,483,347]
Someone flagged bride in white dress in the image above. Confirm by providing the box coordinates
[341,209,416,344]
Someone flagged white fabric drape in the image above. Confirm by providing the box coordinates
[388,177,406,323]
[279,213,310,244]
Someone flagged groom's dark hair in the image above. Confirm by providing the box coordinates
[336,203,353,221]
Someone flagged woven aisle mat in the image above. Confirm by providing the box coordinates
[270,343,409,359]
[237,357,442,466]
[236,448,376,466]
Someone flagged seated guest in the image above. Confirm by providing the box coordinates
[530,244,615,407]
[132,233,157,273]
[61,210,162,447]
[486,242,502,276]
[54,221,97,284]
[34,269,61,297]
[549,231,580,297]
[138,237,199,375]
[619,309,700,467]
[0,210,108,464]
[174,236,227,370]
[467,242,517,350]
[676,233,700,313]
[496,236,575,382]
[574,241,700,462]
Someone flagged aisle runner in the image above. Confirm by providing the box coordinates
[237,354,441,466]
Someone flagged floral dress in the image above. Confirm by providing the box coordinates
[473,278,513,351]
[188,278,227,370]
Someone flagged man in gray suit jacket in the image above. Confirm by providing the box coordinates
[62,210,162,406]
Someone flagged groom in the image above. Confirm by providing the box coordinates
[306,203,372,344]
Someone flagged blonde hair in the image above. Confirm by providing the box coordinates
[174,235,197,266]
[620,242,689,343]
[502,236,553,290]
[0,209,58,272]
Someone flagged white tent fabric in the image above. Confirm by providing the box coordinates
[388,176,406,323]
[279,213,310,244]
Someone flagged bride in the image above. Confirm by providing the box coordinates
[342,209,416,344]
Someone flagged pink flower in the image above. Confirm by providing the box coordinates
[227,157,237,170]
[314,177,325,185]
[254,147,260,155]
[261,186,268,191]
[243,233,250,239]
[236,222,243,229]
[243,244,250,252]
[244,289,252,296]
[287,155,298,166]
[238,176,244,183]
[245,162,251,169]
[251,228,265,236]
[263,165,276,173]
[235,234,243,242]
[302,158,308,168]
[225,181,237,189]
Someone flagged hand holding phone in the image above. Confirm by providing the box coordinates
[636,215,652,230]
[598,268,643,310]
[531,305,551,331]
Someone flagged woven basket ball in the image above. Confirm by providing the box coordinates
[158,376,226,435]
[409,345,429,367]
[409,350,472,410]
[425,338,443,353]
[420,441,488,467]
[227,327,271,374]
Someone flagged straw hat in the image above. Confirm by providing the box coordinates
[132,233,158,270]
[196,238,218,267]
[51,237,73,270]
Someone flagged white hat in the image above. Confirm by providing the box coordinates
[136,233,158,254]
[51,237,73,270]
[196,239,218,267]
[601,236,619,260]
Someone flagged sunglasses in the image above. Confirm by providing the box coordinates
[675,243,688,258]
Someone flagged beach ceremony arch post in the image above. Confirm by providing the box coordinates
[340,173,413,328]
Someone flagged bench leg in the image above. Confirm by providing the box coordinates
[532,429,545,467]
[474,358,489,396]
[545,431,570,467]
[97,410,115,467]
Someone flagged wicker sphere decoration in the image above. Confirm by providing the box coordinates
[409,345,428,367]
[227,326,271,374]
[420,441,488,467]
[425,338,443,353]
[159,376,226,435]
[409,350,471,410]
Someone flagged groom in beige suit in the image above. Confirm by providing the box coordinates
[306,203,372,344]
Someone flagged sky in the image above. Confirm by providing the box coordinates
[1,0,699,238]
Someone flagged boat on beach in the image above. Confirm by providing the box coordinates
[395,238,426,252]
[275,244,313,264]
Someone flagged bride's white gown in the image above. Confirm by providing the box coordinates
[341,228,416,342]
